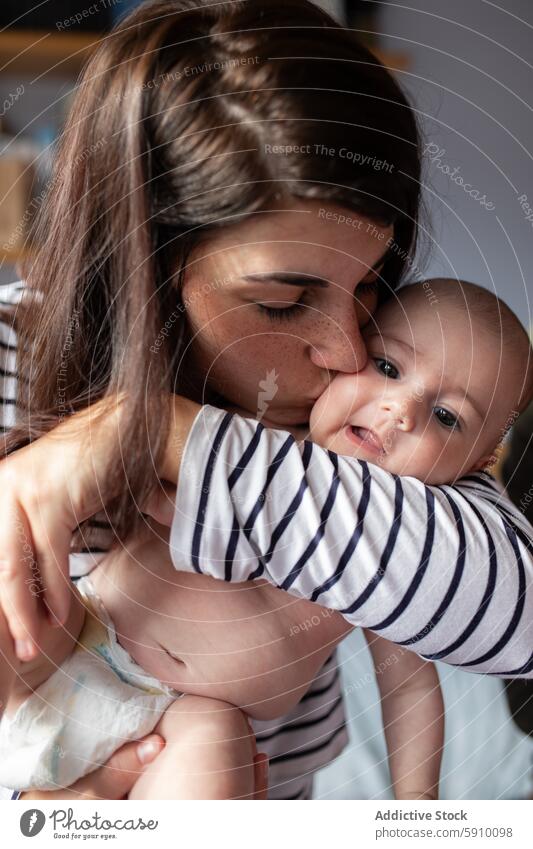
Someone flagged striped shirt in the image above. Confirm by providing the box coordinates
[169,405,533,678]
[0,280,345,800]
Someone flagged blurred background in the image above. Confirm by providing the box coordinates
[0,0,531,327]
[0,0,531,800]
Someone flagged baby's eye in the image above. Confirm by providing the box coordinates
[374,358,399,379]
[434,406,460,431]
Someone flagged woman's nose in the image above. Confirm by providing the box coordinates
[308,319,367,374]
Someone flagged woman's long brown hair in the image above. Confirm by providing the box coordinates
[2,0,421,546]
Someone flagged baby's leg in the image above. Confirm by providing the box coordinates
[128,695,257,800]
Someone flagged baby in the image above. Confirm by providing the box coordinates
[309,277,532,484]
[0,278,531,800]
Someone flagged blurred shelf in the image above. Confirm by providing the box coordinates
[0,30,100,77]
[0,31,409,274]
[0,246,32,266]
[372,49,409,72]
[0,29,409,77]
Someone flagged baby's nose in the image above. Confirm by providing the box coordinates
[380,397,416,432]
[394,410,416,432]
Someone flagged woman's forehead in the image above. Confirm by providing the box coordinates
[189,201,393,275]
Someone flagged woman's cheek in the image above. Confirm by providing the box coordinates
[196,323,297,405]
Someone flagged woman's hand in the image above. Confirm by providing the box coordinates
[19,736,269,800]
[19,735,165,801]
[252,752,269,800]
[0,394,154,660]
[0,394,200,662]
[0,395,127,660]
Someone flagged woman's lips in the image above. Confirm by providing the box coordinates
[344,425,384,455]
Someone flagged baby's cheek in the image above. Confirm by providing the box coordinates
[309,393,333,443]
[411,438,459,485]
[311,375,362,441]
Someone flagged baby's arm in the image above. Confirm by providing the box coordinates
[365,630,444,800]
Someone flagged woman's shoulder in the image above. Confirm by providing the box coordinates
[0,279,27,343]
[0,281,26,431]
[0,278,29,308]
[0,278,43,344]
[0,279,44,428]
[0,280,114,558]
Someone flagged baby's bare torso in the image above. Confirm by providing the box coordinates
[88,520,351,720]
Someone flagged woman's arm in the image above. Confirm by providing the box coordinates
[167,404,533,678]
[0,379,198,657]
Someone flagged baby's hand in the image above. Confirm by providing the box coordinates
[399,791,439,800]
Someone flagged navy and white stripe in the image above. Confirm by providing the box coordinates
[170,405,533,678]
[0,280,346,798]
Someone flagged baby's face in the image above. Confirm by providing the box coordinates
[309,289,521,485]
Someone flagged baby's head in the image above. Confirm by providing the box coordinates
[309,279,533,485]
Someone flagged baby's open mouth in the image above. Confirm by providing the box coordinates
[345,425,385,455]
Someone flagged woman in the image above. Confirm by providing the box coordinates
[0,0,530,800]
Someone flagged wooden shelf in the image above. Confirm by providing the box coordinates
[0,30,100,77]
[0,32,409,270]
[372,49,409,72]
[0,29,409,78]
[0,246,32,268]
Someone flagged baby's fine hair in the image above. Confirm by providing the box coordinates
[402,278,533,415]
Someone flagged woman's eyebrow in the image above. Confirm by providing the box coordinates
[242,250,391,289]
[242,272,328,287]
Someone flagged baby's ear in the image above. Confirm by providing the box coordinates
[468,451,499,474]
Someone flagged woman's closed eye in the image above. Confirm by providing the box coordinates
[256,297,306,321]
[355,279,380,300]
[255,269,381,322]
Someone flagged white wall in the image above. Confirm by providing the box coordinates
[377,0,533,327]
[318,0,532,326]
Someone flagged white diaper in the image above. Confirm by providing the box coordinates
[0,576,180,791]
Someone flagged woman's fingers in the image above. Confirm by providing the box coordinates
[0,396,130,662]
[252,753,269,799]
[0,498,42,660]
[19,735,165,801]
[30,509,73,629]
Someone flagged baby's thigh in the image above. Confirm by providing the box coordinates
[128,695,257,800]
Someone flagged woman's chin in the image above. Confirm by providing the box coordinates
[257,405,313,429]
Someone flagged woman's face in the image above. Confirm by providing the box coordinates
[180,198,393,426]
